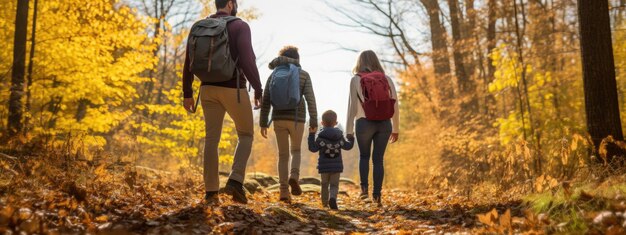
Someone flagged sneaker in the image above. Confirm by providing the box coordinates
[224,179,248,204]
[288,178,302,196]
[204,191,220,205]
[329,198,338,210]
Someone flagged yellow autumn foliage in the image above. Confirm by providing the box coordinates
[0,0,154,149]
[0,0,258,171]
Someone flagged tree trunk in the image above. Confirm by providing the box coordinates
[420,0,451,78]
[143,0,163,105]
[513,0,536,141]
[482,0,497,117]
[447,0,469,92]
[25,0,38,132]
[464,0,476,77]
[7,0,30,137]
[420,0,453,106]
[75,99,89,122]
[487,0,497,80]
[156,29,168,105]
[578,0,624,156]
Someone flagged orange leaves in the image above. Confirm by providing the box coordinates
[0,206,15,225]
[477,208,514,234]
[93,164,107,178]
[94,215,108,223]
[534,174,559,193]
[0,156,569,234]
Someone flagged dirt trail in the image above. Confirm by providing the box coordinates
[106,185,523,234]
[0,162,527,234]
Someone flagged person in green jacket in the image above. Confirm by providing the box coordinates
[260,46,318,202]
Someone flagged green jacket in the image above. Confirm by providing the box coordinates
[260,56,318,128]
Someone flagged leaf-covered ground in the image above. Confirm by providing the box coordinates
[2,156,624,234]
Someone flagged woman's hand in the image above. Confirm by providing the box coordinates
[389,133,399,143]
[260,127,268,139]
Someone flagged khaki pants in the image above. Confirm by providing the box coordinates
[321,172,341,206]
[200,86,254,192]
[273,120,304,190]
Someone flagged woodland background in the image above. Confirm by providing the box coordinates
[1,0,626,233]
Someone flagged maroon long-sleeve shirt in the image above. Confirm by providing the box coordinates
[182,11,263,99]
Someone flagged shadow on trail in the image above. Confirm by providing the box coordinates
[337,200,523,231]
[102,199,362,234]
[289,201,360,232]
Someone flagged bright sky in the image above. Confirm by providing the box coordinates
[242,0,386,127]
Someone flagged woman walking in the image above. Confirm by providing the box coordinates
[346,50,399,207]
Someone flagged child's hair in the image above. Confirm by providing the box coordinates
[322,110,337,127]
[279,45,299,60]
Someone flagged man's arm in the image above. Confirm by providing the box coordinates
[260,76,272,127]
[235,22,263,99]
[182,38,194,99]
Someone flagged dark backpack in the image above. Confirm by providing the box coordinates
[269,64,301,111]
[357,71,396,121]
[187,16,239,83]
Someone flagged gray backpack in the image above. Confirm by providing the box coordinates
[187,16,239,83]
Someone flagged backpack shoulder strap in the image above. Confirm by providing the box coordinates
[222,16,240,23]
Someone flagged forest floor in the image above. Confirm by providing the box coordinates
[1,154,625,234]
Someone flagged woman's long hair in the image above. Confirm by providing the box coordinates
[353,50,385,75]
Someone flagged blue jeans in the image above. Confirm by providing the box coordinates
[355,118,392,198]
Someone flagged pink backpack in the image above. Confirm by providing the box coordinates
[357,71,396,120]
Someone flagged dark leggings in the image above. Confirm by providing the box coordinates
[355,118,392,197]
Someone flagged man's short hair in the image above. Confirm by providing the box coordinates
[216,0,234,9]
[279,46,299,60]
[322,110,337,126]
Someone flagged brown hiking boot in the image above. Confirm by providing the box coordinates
[204,191,221,206]
[329,198,338,210]
[279,188,291,202]
[289,178,302,196]
[224,179,248,204]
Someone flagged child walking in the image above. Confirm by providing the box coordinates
[308,110,355,209]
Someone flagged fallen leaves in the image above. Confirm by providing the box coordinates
[0,156,540,234]
[476,208,515,234]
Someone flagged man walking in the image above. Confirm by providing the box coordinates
[182,0,262,204]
